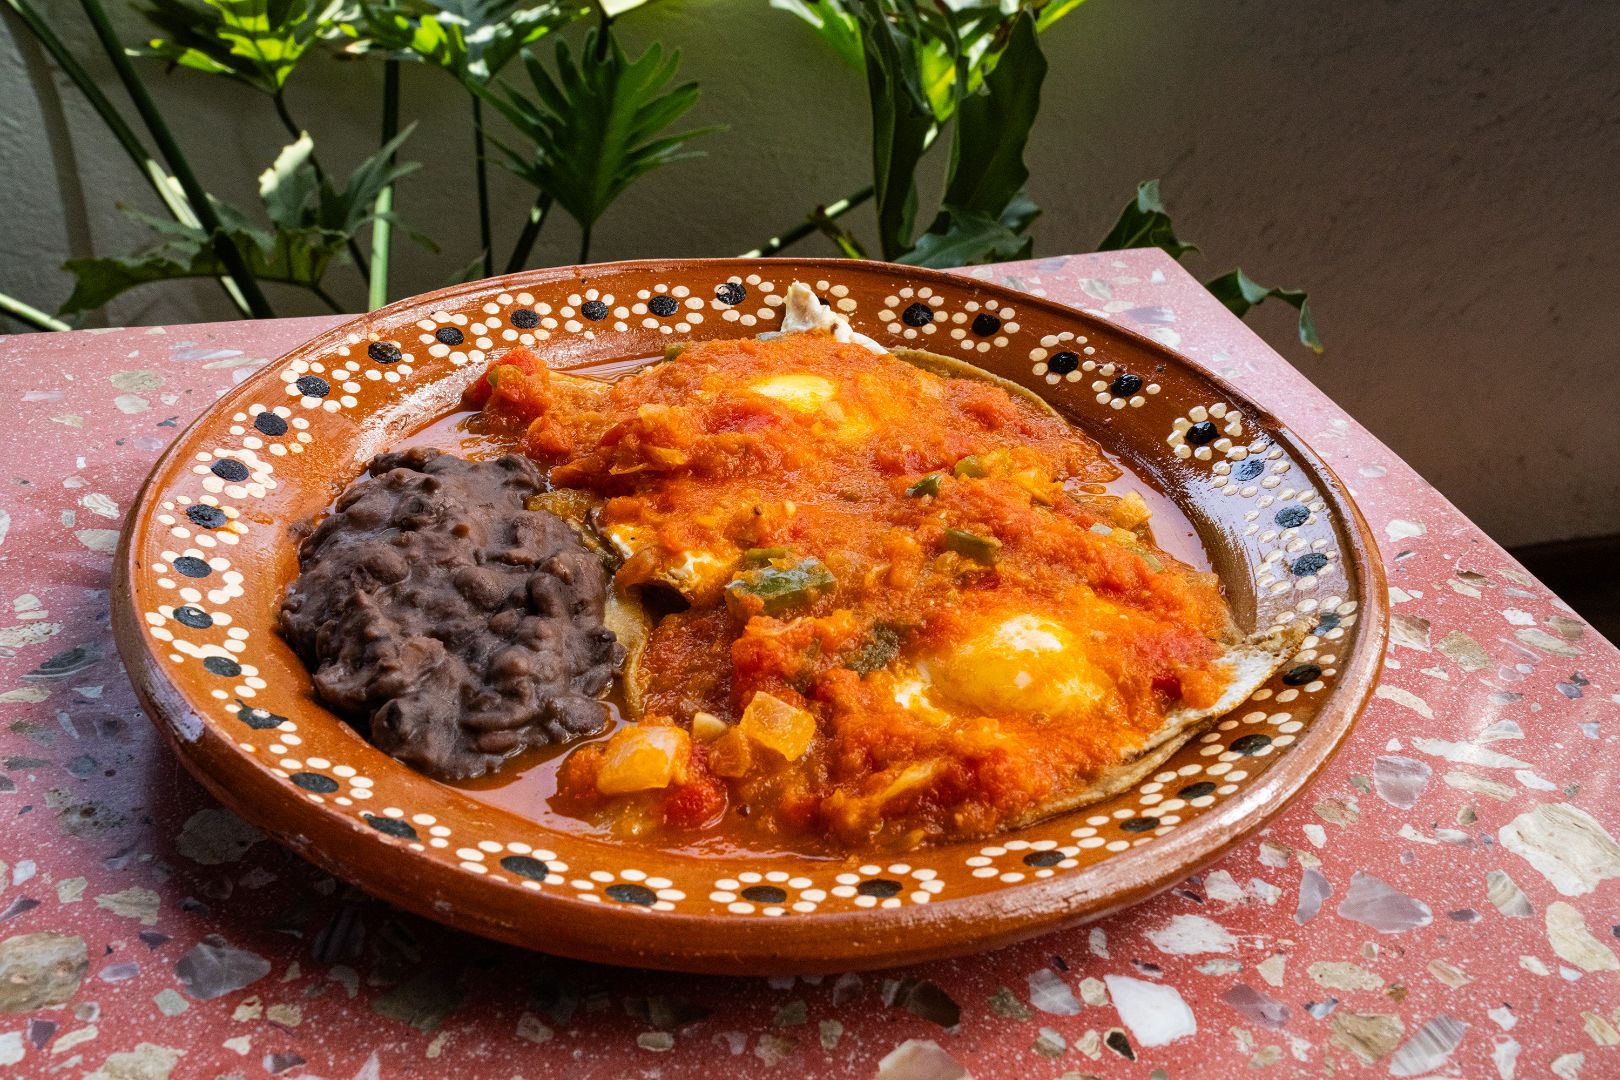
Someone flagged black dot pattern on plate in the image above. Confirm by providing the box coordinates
[1283,663,1322,686]
[648,295,678,318]
[581,300,608,321]
[1023,850,1064,868]
[1120,816,1160,833]
[1178,781,1217,799]
[1275,504,1310,528]
[234,702,285,731]
[295,375,330,398]
[1185,420,1219,446]
[971,312,1001,336]
[209,458,250,482]
[186,505,227,529]
[363,814,417,840]
[253,412,288,437]
[511,308,540,329]
[1231,734,1273,755]
[500,855,550,881]
[1047,350,1080,375]
[1292,552,1330,577]
[605,883,658,906]
[202,656,241,678]
[1234,458,1266,481]
[1314,612,1343,633]
[856,878,902,899]
[290,772,339,794]
[1109,372,1143,397]
[741,885,788,904]
[172,556,212,578]
[435,326,464,346]
[715,282,746,306]
[172,605,212,630]
[901,302,934,327]
[367,341,402,364]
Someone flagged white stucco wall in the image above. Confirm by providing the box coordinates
[2,1,1616,547]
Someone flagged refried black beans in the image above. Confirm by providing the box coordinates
[279,447,622,779]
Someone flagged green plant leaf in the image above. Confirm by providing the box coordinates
[938,10,1044,223]
[1035,0,1088,32]
[898,208,1029,268]
[133,0,347,94]
[61,129,426,315]
[770,0,863,70]
[344,0,586,85]
[482,26,713,234]
[854,1,934,260]
[1096,179,1200,259]
[1205,269,1322,353]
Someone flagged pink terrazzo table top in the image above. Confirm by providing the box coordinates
[0,249,1615,1079]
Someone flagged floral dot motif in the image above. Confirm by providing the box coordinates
[363,814,417,840]
[1168,403,1245,461]
[1087,362,1161,410]
[253,411,289,437]
[878,287,944,339]
[716,281,747,306]
[367,341,403,364]
[435,326,464,346]
[296,375,330,398]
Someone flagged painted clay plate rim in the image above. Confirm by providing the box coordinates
[112,258,1388,974]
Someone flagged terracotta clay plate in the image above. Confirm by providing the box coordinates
[112,259,1387,974]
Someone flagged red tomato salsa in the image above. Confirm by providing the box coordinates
[470,332,1237,850]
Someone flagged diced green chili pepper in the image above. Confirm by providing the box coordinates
[743,546,792,565]
[848,623,905,675]
[724,557,836,617]
[942,528,1001,564]
[664,342,689,362]
[953,455,987,478]
[907,473,942,498]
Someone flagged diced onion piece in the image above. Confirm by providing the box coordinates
[595,725,690,795]
[708,728,753,778]
[1113,490,1153,530]
[739,691,817,761]
[691,711,728,743]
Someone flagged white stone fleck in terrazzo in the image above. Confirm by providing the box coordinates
[1500,803,1620,896]
[1088,927,1108,958]
[1389,614,1431,651]
[0,1032,21,1068]
[1545,902,1620,972]
[874,1039,969,1080]
[1388,1014,1468,1076]
[1385,518,1426,542]
[1146,914,1237,955]
[1486,869,1535,917]
[1493,1036,1520,1079]
[1376,685,1434,719]
[1203,870,1246,902]
[1026,968,1080,1015]
[1552,1051,1586,1079]
[1373,756,1432,809]
[1336,871,1432,933]
[1308,961,1383,990]
[1105,975,1196,1047]
[1412,737,1531,769]
[1514,769,1558,791]
[1296,866,1332,924]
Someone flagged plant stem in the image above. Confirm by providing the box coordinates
[578,223,592,265]
[0,289,71,332]
[5,0,250,316]
[77,0,274,318]
[274,87,370,283]
[738,185,874,258]
[472,95,494,278]
[368,59,400,311]
[503,192,553,275]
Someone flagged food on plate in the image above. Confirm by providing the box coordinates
[279,447,622,779]
[440,283,1291,849]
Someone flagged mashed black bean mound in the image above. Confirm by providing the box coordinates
[279,447,622,779]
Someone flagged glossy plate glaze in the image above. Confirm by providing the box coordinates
[111,259,1387,973]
